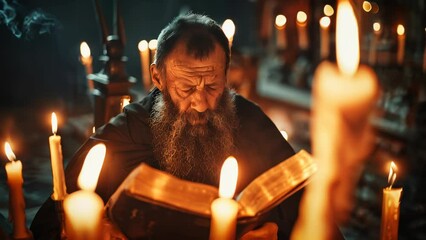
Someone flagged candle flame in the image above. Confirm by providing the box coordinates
[148,39,158,50]
[373,22,381,32]
[280,130,289,141]
[387,161,398,189]
[336,0,359,76]
[121,95,131,111]
[219,156,238,198]
[323,4,334,16]
[320,16,331,28]
[397,24,405,36]
[80,41,91,58]
[275,15,287,28]
[138,40,148,52]
[78,143,107,191]
[4,142,16,161]
[296,11,307,25]
[222,19,236,40]
[51,112,58,135]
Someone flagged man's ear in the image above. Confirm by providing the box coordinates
[151,64,164,91]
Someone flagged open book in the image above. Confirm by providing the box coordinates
[106,150,316,239]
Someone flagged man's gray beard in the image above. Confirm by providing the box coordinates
[150,89,238,185]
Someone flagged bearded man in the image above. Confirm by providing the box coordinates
[31,13,301,239]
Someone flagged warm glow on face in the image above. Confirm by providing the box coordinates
[373,22,381,32]
[148,39,158,50]
[78,143,107,191]
[387,161,398,188]
[362,1,372,12]
[4,142,16,161]
[320,16,331,28]
[51,112,58,135]
[397,24,405,36]
[275,14,287,28]
[296,11,307,24]
[80,41,91,58]
[222,19,236,40]
[219,156,238,198]
[323,4,334,16]
[336,0,359,76]
[138,40,148,52]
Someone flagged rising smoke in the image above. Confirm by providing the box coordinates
[0,0,60,40]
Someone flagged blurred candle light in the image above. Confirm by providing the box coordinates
[380,161,402,240]
[362,1,372,12]
[275,14,287,49]
[296,11,309,50]
[63,143,106,239]
[291,1,378,239]
[368,22,381,65]
[319,16,331,59]
[49,112,67,201]
[138,40,151,92]
[148,39,158,64]
[120,95,131,111]
[80,41,94,91]
[209,156,239,240]
[222,19,236,48]
[396,24,405,65]
[323,4,334,17]
[4,142,32,239]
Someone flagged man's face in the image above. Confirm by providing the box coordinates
[160,41,227,125]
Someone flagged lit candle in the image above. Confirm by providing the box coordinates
[120,95,131,111]
[138,40,151,92]
[296,11,309,50]
[49,112,67,201]
[222,19,236,49]
[291,1,378,239]
[63,143,106,240]
[319,16,331,59]
[380,161,402,240]
[4,142,32,239]
[275,14,287,50]
[148,39,158,64]
[80,41,94,91]
[396,24,405,65]
[368,22,381,65]
[209,156,239,240]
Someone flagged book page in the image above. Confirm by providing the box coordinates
[236,150,317,217]
[125,163,219,217]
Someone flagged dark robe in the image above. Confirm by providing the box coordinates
[30,88,302,239]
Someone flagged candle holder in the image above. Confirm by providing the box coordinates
[89,0,136,129]
[52,198,67,240]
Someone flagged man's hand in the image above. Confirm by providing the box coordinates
[239,222,278,240]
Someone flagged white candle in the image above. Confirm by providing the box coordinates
[80,41,94,91]
[296,11,309,50]
[138,40,151,92]
[319,16,331,59]
[209,156,239,240]
[63,143,107,239]
[222,19,236,49]
[275,14,287,50]
[396,24,405,65]
[291,2,379,239]
[380,161,402,240]
[49,112,67,200]
[4,142,32,239]
[368,22,381,65]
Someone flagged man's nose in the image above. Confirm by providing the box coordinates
[191,89,208,113]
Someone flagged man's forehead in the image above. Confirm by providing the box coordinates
[168,60,225,76]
